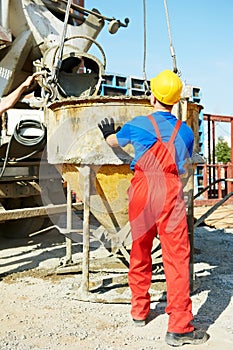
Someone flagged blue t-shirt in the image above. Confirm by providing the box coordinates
[116,111,194,174]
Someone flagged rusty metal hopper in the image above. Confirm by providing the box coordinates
[46,96,154,234]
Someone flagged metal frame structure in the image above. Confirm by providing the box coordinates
[194,114,233,205]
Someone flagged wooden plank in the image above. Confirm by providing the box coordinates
[194,203,233,229]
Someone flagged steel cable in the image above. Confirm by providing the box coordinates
[163,0,178,74]
[142,0,150,93]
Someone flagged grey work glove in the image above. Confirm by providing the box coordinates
[98,117,121,139]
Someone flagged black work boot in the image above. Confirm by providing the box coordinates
[132,318,147,327]
[165,328,209,346]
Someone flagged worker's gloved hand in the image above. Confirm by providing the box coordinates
[98,117,121,139]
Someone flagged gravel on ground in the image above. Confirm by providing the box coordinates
[0,225,233,350]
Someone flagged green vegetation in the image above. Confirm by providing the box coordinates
[215,136,231,163]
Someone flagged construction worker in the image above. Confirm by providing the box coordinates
[98,69,208,347]
[0,75,36,116]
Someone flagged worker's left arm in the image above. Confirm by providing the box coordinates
[0,75,36,115]
[98,118,121,147]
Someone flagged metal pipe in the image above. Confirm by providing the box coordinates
[207,115,211,197]
[186,169,194,292]
[212,120,216,164]
[217,165,222,199]
[60,0,129,28]
[0,203,68,222]
[231,119,233,164]
[79,165,90,295]
[212,120,216,197]
[65,181,73,264]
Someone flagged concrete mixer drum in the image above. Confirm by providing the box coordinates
[35,35,106,101]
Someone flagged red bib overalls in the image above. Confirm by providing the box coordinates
[128,115,194,333]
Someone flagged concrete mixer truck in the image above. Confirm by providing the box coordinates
[0,0,130,238]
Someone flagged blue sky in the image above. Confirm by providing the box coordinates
[86,0,233,119]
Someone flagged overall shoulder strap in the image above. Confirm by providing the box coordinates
[169,119,182,144]
[148,114,182,144]
[147,114,161,141]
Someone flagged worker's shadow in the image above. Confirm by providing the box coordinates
[149,226,233,331]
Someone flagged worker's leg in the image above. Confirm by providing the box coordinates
[127,167,169,321]
[128,225,156,320]
[158,179,194,333]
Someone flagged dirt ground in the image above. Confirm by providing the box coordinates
[0,219,233,350]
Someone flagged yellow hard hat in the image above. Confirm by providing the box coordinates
[150,70,182,105]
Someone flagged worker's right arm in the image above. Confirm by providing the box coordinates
[0,75,35,115]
